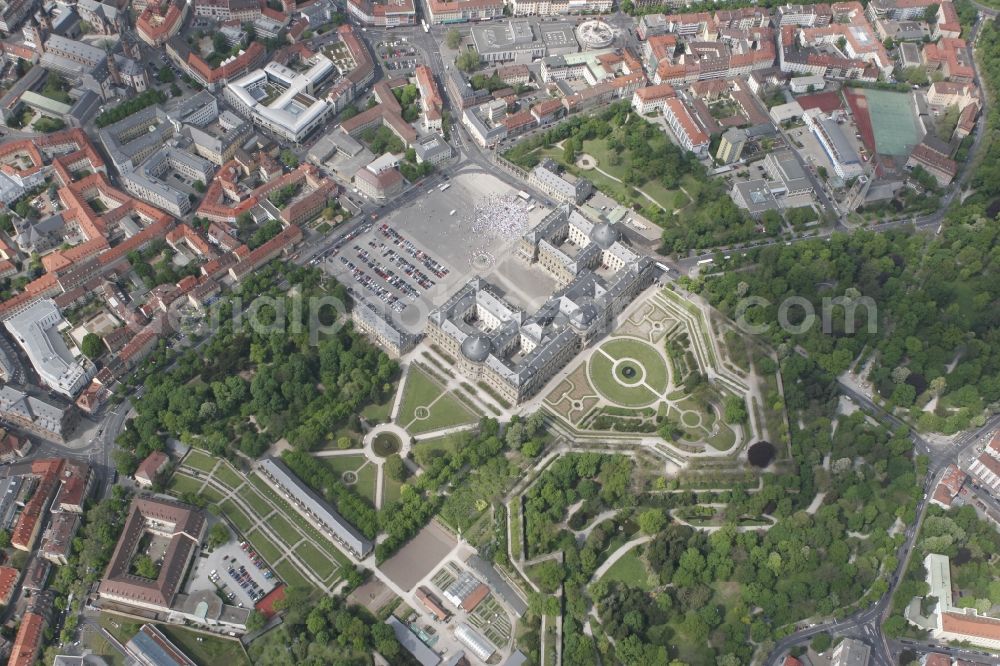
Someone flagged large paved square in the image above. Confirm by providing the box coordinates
[322,171,557,336]
[380,522,457,591]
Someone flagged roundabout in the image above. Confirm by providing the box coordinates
[362,423,412,464]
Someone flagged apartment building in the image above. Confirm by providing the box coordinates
[662,98,709,154]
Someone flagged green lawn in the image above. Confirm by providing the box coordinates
[397,365,480,434]
[218,500,253,533]
[295,541,339,581]
[412,431,467,467]
[411,393,479,435]
[199,485,226,504]
[168,473,204,496]
[588,351,658,407]
[99,614,142,645]
[601,549,654,590]
[244,528,283,564]
[324,454,366,475]
[396,365,445,425]
[160,625,249,666]
[361,396,394,423]
[83,627,125,666]
[600,338,669,392]
[706,424,737,451]
[238,487,274,519]
[382,475,404,505]
[275,559,313,590]
[184,450,219,473]
[353,463,377,505]
[214,463,245,491]
[269,514,302,547]
[642,180,688,211]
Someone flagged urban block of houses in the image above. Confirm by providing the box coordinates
[97,496,250,631]
[346,0,416,26]
[905,135,958,187]
[929,464,968,509]
[414,65,444,132]
[906,553,1000,649]
[922,37,975,83]
[510,0,611,15]
[8,459,67,554]
[425,0,504,24]
[224,55,337,143]
[136,0,187,47]
[0,387,78,443]
[968,436,1000,495]
[197,161,336,227]
[193,0,262,22]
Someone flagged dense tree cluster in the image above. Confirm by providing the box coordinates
[524,454,633,559]
[886,504,1000,636]
[114,265,397,473]
[247,588,409,665]
[95,90,167,128]
[695,222,1000,433]
[515,348,921,664]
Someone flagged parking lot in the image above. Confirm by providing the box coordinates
[187,533,279,610]
[377,38,418,73]
[321,171,555,334]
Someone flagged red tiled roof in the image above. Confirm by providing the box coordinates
[635,83,676,101]
[98,497,206,609]
[137,0,186,45]
[531,99,563,118]
[55,460,92,510]
[664,97,709,147]
[0,566,18,606]
[8,612,45,666]
[941,611,1000,641]
[136,451,169,482]
[12,460,64,550]
[974,451,1000,476]
[460,583,489,612]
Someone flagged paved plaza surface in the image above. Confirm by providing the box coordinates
[323,171,558,336]
[380,521,458,591]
